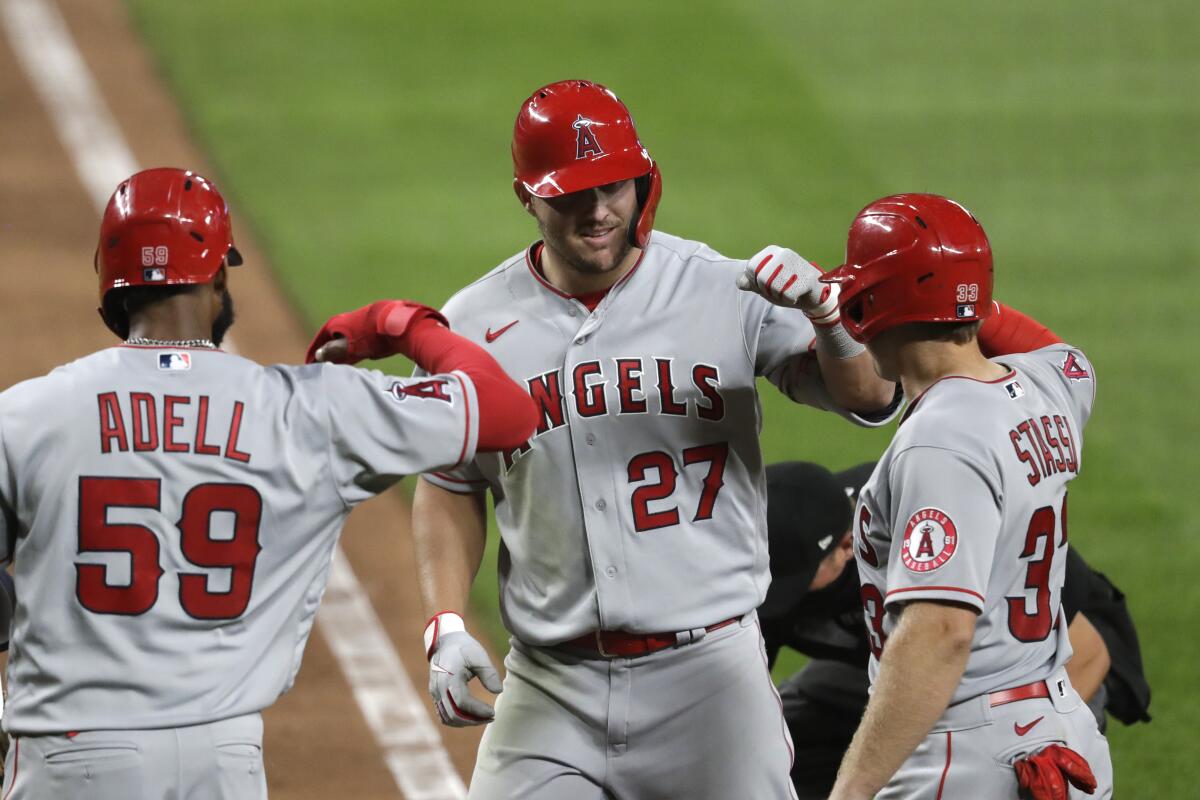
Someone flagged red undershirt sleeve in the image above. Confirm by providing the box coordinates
[402,319,537,452]
[978,302,1062,357]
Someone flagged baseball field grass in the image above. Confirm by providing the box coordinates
[128,0,1198,791]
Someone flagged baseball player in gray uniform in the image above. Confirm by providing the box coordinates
[820,194,1112,800]
[401,80,900,799]
[0,167,537,798]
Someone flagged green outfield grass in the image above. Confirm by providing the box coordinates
[129,0,1198,790]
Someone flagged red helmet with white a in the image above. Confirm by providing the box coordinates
[512,80,662,248]
[822,193,993,343]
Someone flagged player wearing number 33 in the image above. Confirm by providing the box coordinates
[823,194,1112,800]
[0,168,537,798]
[396,80,900,800]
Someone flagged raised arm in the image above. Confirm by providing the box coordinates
[737,246,895,414]
[307,299,536,451]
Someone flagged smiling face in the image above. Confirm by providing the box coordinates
[527,179,639,275]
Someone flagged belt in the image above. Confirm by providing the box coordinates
[559,616,741,659]
[988,679,1051,708]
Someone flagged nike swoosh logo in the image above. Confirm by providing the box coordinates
[1014,716,1044,736]
[430,663,454,676]
[485,320,519,343]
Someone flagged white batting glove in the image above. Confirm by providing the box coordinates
[424,612,502,727]
[736,245,840,325]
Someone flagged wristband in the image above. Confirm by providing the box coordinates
[812,319,866,360]
[423,611,466,660]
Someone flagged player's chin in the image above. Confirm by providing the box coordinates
[572,234,629,273]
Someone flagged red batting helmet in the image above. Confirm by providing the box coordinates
[512,79,662,248]
[96,167,242,306]
[821,193,993,343]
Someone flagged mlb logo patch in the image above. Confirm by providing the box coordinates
[1005,380,1025,399]
[955,303,976,319]
[158,352,192,371]
[144,267,167,282]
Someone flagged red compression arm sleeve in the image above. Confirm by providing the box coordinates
[978,302,1062,357]
[401,318,538,452]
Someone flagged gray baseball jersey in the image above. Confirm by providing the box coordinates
[423,231,898,646]
[0,344,479,734]
[853,344,1096,704]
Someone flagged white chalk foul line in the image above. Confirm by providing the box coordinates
[0,1,466,796]
[1,0,137,211]
[322,554,467,799]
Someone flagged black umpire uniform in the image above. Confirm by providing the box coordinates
[760,461,1152,800]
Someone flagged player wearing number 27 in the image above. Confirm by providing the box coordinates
[823,194,1112,800]
[397,80,899,799]
[0,168,537,798]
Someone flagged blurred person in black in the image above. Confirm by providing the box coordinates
[760,461,1151,800]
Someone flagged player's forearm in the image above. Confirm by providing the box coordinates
[830,603,975,800]
[1066,612,1111,702]
[411,479,488,619]
[404,319,537,450]
[815,348,896,414]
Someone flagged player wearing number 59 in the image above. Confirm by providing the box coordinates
[822,195,1112,800]
[0,168,536,799]
[404,80,899,799]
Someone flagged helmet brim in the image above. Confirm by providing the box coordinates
[820,264,855,285]
[519,147,653,198]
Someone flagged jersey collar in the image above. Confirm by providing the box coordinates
[523,240,647,304]
[899,367,1017,426]
[118,343,226,352]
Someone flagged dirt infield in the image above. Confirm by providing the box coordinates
[1,0,489,795]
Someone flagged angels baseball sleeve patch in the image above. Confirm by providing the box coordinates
[901,507,958,573]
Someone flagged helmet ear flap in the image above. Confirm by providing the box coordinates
[628,164,662,249]
[513,181,533,210]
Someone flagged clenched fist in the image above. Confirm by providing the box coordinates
[305,300,448,365]
[736,245,840,325]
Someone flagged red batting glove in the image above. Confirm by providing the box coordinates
[1014,744,1097,799]
[305,300,448,364]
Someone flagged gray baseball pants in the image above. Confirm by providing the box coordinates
[879,668,1112,799]
[469,613,797,800]
[1,711,266,799]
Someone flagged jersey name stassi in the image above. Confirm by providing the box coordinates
[1009,413,1078,485]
